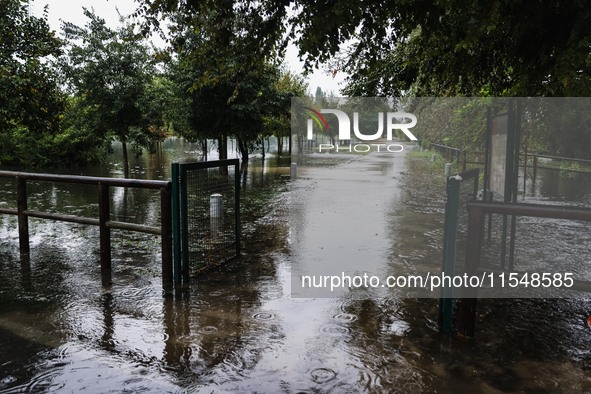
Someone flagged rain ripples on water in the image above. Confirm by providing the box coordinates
[1,142,591,392]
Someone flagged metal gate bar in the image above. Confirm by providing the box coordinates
[457,200,591,337]
[440,168,479,334]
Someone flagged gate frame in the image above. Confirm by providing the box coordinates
[456,200,591,337]
[484,99,523,270]
[171,159,241,284]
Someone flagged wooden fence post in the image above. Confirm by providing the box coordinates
[461,150,467,172]
[456,204,485,337]
[16,176,29,256]
[98,183,111,286]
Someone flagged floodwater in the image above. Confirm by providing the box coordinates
[1,140,591,392]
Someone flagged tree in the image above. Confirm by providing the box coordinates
[526,98,591,159]
[136,0,591,158]
[166,2,289,163]
[135,0,287,60]
[0,0,66,166]
[263,69,308,155]
[61,9,156,177]
[139,74,179,153]
[136,0,591,97]
[295,0,591,97]
[408,98,492,152]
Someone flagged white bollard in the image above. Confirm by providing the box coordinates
[210,193,223,240]
[445,162,452,178]
[291,163,298,180]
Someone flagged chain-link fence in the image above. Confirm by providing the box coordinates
[172,160,240,282]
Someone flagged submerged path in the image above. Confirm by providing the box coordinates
[231,149,430,391]
[2,148,591,392]
[189,148,448,392]
[289,150,410,298]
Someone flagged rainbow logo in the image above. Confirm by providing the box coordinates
[304,107,329,131]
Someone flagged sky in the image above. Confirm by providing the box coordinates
[31,0,346,96]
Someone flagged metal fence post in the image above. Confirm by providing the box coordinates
[160,184,173,289]
[234,160,241,257]
[171,163,182,285]
[440,176,460,334]
[180,166,190,283]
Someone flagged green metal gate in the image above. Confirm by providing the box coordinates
[172,159,241,284]
[439,168,479,334]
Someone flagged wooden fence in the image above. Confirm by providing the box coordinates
[0,171,173,288]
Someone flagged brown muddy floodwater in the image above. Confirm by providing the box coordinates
[1,140,591,393]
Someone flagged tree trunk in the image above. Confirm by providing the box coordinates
[122,140,130,178]
[237,137,249,164]
[218,135,227,160]
[201,139,208,161]
[240,159,248,189]
[277,136,283,155]
[261,138,266,160]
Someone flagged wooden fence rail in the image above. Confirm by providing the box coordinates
[0,170,173,288]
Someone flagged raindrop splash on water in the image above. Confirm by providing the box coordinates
[310,367,337,384]
[199,326,218,334]
[252,312,275,321]
[319,324,350,335]
[333,313,357,323]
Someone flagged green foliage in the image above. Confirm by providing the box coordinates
[166,3,305,160]
[528,98,591,159]
[261,68,308,141]
[61,9,156,144]
[407,149,455,172]
[137,75,181,151]
[412,98,591,161]
[288,0,591,97]
[409,98,491,152]
[137,0,591,97]
[132,0,591,162]
[135,0,287,61]
[58,9,178,173]
[559,161,580,179]
[0,0,67,167]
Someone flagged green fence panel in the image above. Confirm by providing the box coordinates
[172,159,241,284]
